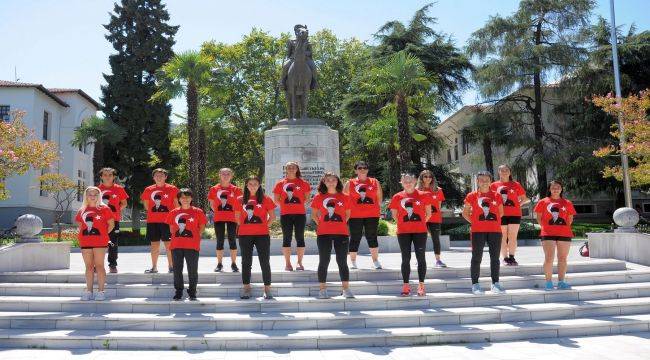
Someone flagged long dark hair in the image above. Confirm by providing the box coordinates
[318,172,343,194]
[498,164,513,181]
[546,180,564,198]
[417,169,438,191]
[243,175,265,204]
[285,161,302,178]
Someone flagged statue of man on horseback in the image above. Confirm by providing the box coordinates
[280,24,318,120]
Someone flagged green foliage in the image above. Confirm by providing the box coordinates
[377,219,389,236]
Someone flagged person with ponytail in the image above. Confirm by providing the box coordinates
[417,170,447,268]
[534,180,577,291]
[76,186,115,301]
[237,175,277,300]
[490,164,529,266]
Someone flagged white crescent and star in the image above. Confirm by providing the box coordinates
[497,185,508,195]
[400,197,417,210]
[174,212,194,225]
[322,197,337,209]
[150,190,163,201]
[547,202,561,214]
[216,189,232,199]
[478,196,490,207]
[283,183,301,193]
[81,210,97,229]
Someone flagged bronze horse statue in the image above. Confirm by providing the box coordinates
[285,26,312,119]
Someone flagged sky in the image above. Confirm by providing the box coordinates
[1,0,648,122]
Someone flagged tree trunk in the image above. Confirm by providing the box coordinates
[131,206,141,232]
[196,125,208,210]
[533,21,548,198]
[186,82,200,198]
[482,136,494,176]
[396,94,411,173]
[387,144,401,196]
[92,141,104,185]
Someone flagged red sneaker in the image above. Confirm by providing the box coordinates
[401,284,411,297]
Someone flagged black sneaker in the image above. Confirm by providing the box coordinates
[503,257,512,266]
[231,263,239,273]
[214,263,223,272]
[173,291,183,301]
[188,290,197,301]
[509,256,519,266]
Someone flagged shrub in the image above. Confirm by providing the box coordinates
[377,219,389,236]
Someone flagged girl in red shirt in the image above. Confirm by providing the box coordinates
[417,170,447,268]
[534,180,577,291]
[343,161,383,270]
[491,164,529,266]
[76,186,115,301]
[463,171,505,295]
[207,167,243,273]
[311,172,355,299]
[166,188,207,301]
[389,173,431,297]
[97,167,129,274]
[273,161,311,271]
[237,175,277,300]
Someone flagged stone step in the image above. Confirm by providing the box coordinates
[0,314,648,349]
[0,259,626,284]
[1,297,648,331]
[1,269,647,297]
[0,282,647,313]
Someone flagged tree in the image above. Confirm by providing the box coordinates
[466,0,595,198]
[37,173,77,242]
[593,90,650,187]
[0,111,58,200]
[71,115,126,184]
[461,106,511,176]
[101,0,179,229]
[153,50,212,210]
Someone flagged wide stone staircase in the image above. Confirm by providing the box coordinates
[0,258,649,350]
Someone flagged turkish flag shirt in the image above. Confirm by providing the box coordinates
[490,181,526,217]
[348,177,381,218]
[465,190,503,233]
[166,206,207,251]
[273,178,311,215]
[207,183,243,223]
[534,197,577,237]
[98,183,129,221]
[421,187,445,224]
[389,190,430,234]
[236,195,277,236]
[311,192,351,236]
[75,205,114,247]
[140,183,179,223]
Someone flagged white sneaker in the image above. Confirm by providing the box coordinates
[94,291,106,301]
[81,290,93,301]
[491,282,506,294]
[350,261,358,269]
[373,260,383,270]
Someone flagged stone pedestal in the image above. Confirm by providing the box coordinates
[588,232,650,266]
[264,119,340,193]
[0,242,70,272]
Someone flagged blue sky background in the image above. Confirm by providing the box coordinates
[1,0,648,121]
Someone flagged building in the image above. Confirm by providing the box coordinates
[0,80,99,228]
[434,86,650,221]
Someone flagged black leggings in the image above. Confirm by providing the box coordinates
[215,221,238,250]
[172,248,199,295]
[348,217,379,252]
[426,222,442,255]
[471,232,502,284]
[280,214,306,247]
[317,235,350,283]
[397,233,427,283]
[107,221,120,267]
[239,235,271,285]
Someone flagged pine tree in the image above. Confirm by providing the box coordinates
[100,0,179,228]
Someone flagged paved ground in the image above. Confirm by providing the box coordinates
[0,332,648,359]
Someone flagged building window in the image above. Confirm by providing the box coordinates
[77,180,86,202]
[0,105,9,121]
[574,204,596,214]
[447,148,452,163]
[461,131,470,155]
[39,169,48,197]
[42,111,50,140]
[643,203,650,213]
[454,138,458,160]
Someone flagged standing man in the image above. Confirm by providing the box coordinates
[97,168,128,273]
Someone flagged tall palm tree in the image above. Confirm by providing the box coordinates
[71,115,126,184]
[369,51,431,173]
[152,50,212,210]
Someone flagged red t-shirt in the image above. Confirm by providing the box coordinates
[75,205,114,247]
[273,178,311,215]
[389,190,430,234]
[490,181,526,217]
[166,206,207,251]
[140,183,179,223]
[421,187,445,224]
[534,197,577,238]
[465,190,503,233]
[207,183,243,223]
[97,183,129,221]
[348,177,381,218]
[236,195,277,236]
[311,192,351,236]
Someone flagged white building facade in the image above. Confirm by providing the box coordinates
[0,81,98,228]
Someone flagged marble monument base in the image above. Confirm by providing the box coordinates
[587,232,650,266]
[0,242,70,272]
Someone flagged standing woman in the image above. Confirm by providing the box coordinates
[311,172,355,299]
[344,161,383,270]
[273,161,311,271]
[237,175,277,299]
[207,168,243,272]
[97,167,128,274]
[491,164,529,266]
[388,173,431,297]
[463,171,505,295]
[76,186,115,301]
[417,170,447,268]
[534,180,577,291]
